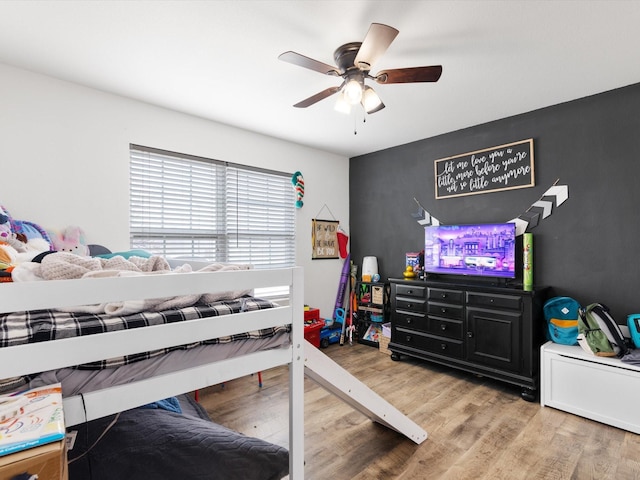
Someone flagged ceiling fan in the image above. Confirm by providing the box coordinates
[278,23,442,115]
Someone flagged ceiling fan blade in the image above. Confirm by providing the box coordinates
[354,23,399,70]
[293,86,342,108]
[278,51,340,76]
[374,66,443,84]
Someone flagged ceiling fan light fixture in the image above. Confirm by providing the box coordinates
[362,86,383,113]
[343,78,363,104]
[334,93,352,114]
[279,23,442,113]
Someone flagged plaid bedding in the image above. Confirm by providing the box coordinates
[0,297,288,371]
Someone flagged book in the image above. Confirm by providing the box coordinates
[363,324,381,343]
[405,252,420,269]
[0,383,65,457]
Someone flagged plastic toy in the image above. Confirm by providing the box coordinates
[320,321,343,348]
[403,265,417,278]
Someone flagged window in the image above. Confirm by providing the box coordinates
[129,145,296,295]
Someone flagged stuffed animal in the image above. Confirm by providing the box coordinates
[49,226,89,256]
[0,207,13,244]
[0,242,17,265]
[0,207,20,266]
[12,218,52,245]
[0,206,26,253]
[0,205,53,274]
[291,171,304,208]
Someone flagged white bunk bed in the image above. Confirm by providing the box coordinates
[0,257,428,479]
[0,262,305,478]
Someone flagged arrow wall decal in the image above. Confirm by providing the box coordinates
[531,200,553,218]
[544,185,569,206]
[412,198,440,226]
[509,180,569,235]
[412,181,568,236]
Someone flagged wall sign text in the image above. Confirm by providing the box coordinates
[434,139,534,199]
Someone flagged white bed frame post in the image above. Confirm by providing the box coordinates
[289,267,305,479]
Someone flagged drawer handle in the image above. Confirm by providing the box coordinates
[406,303,413,309]
[405,318,413,324]
[440,324,447,331]
[405,335,412,342]
[407,289,413,294]
[467,331,473,338]
[441,307,447,313]
[441,293,447,298]
[441,343,447,350]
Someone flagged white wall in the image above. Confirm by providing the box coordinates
[0,63,349,318]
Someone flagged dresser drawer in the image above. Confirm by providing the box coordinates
[394,327,463,359]
[466,292,522,310]
[425,317,463,340]
[396,297,426,313]
[427,301,463,320]
[427,287,464,304]
[394,310,428,331]
[395,284,426,298]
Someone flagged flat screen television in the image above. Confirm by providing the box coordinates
[424,223,517,279]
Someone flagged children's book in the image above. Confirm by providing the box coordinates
[363,324,381,342]
[0,383,65,456]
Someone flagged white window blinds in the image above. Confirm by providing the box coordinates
[129,145,296,271]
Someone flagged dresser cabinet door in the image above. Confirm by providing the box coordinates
[465,306,521,371]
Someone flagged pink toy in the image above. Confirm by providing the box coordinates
[50,226,89,256]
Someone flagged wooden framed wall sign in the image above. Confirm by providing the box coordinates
[434,139,534,199]
[312,219,339,259]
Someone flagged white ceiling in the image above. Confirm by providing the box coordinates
[1,1,640,158]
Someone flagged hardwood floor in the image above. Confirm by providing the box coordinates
[196,343,640,480]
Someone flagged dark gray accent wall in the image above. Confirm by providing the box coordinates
[350,82,640,321]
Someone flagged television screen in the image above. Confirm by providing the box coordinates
[424,223,517,278]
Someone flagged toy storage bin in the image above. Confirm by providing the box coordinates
[541,342,640,433]
[379,335,391,355]
[304,320,323,348]
[304,308,320,322]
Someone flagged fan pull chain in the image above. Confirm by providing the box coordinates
[353,108,368,135]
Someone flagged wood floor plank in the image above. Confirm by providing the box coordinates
[617,432,640,478]
[197,342,638,479]
[481,406,566,479]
